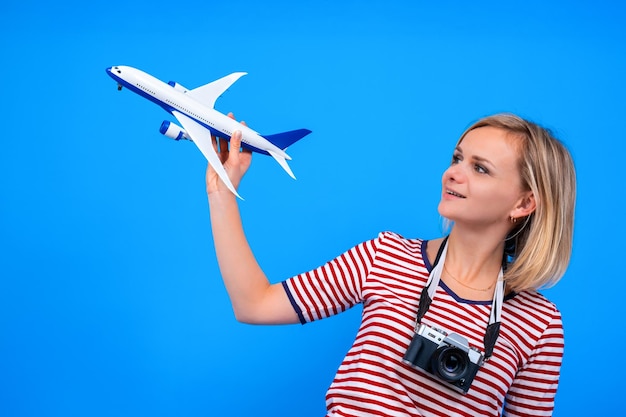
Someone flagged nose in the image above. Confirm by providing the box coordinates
[443,161,466,184]
[105,66,122,76]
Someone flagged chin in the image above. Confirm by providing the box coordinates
[437,202,454,220]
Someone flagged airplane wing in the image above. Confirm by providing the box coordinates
[171,110,243,199]
[185,72,247,109]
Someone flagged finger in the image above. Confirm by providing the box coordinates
[211,133,219,154]
[227,111,246,128]
[229,130,243,160]
[218,136,229,161]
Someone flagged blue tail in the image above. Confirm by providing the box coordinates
[263,129,312,150]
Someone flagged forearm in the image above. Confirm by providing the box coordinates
[208,190,271,321]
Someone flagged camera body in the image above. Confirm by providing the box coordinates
[403,323,484,394]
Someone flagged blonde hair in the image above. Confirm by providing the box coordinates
[457,113,576,292]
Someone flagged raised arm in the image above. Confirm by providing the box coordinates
[207,126,299,325]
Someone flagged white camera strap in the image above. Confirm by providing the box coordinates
[417,238,504,360]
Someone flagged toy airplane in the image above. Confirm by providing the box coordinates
[105,65,312,199]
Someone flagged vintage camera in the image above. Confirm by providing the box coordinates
[403,323,484,394]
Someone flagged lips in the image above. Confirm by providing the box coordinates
[446,189,466,198]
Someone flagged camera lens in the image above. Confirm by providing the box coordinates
[431,346,468,382]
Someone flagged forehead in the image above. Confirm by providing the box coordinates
[458,126,521,163]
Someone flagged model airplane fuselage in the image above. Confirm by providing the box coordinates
[105,65,311,199]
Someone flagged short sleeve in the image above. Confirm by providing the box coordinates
[282,234,381,324]
[503,307,564,416]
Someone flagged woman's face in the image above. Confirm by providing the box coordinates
[438,126,529,228]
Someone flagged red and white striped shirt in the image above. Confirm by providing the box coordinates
[282,231,563,417]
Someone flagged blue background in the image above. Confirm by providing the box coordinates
[1,1,624,415]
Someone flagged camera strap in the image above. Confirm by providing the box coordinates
[415,237,504,360]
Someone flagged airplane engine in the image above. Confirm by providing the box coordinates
[159,121,191,141]
[167,81,188,93]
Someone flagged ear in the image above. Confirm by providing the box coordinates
[510,191,536,219]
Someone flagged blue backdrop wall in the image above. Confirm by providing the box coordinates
[1,1,624,415]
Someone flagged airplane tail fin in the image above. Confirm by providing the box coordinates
[268,150,296,179]
[263,129,312,151]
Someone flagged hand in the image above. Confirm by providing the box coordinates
[206,113,253,196]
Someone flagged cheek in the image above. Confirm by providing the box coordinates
[473,180,513,202]
[479,185,522,215]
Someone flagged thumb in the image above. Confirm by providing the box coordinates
[228,130,242,161]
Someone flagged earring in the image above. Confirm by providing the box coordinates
[510,216,517,223]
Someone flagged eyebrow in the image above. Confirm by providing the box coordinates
[455,145,496,170]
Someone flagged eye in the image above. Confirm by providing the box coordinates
[451,153,461,165]
[474,164,489,174]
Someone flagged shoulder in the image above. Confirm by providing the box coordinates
[367,231,438,272]
[504,290,563,336]
[508,290,561,317]
[373,231,429,255]
[373,231,449,265]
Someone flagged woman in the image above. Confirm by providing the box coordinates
[206,113,576,416]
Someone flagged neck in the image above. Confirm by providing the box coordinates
[444,227,505,289]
